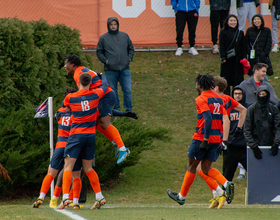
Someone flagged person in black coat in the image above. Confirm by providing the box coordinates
[219,14,247,95]
[244,85,280,159]
[245,14,273,77]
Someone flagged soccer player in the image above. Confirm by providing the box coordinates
[32,87,82,209]
[167,74,234,209]
[64,55,133,164]
[58,72,107,210]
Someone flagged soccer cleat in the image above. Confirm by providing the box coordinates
[216,192,227,209]
[212,44,219,54]
[125,111,138,119]
[32,198,43,208]
[72,203,80,209]
[167,189,185,205]
[57,199,71,210]
[189,47,198,55]
[208,199,219,209]
[49,198,58,208]
[117,148,130,164]
[175,47,183,56]
[225,181,235,204]
[91,197,106,209]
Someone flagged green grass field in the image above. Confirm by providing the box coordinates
[2,50,280,219]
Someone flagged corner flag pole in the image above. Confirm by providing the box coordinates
[48,97,54,198]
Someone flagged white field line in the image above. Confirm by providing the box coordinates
[55,209,87,220]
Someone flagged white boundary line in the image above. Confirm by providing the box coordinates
[55,209,87,220]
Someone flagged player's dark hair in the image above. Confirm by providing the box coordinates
[195,73,215,91]
[79,73,91,86]
[65,54,81,67]
[64,87,77,97]
[214,76,227,93]
[253,63,268,73]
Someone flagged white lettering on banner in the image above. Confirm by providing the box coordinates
[112,0,146,18]
[113,0,270,18]
[151,0,174,17]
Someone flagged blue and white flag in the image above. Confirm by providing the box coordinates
[34,98,48,119]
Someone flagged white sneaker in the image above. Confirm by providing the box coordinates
[271,44,279,52]
[213,44,219,54]
[175,47,183,56]
[189,47,198,55]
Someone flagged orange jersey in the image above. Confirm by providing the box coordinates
[192,90,225,143]
[220,94,239,116]
[55,107,72,149]
[63,88,105,135]
[73,66,112,94]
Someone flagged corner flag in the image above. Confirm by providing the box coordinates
[34,98,49,119]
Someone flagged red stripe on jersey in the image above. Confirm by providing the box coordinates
[221,94,239,115]
[55,142,67,149]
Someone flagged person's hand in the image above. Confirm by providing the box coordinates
[199,140,208,151]
[233,127,243,138]
[252,146,262,159]
[271,143,279,156]
[275,9,280,20]
[219,141,229,155]
[65,107,71,112]
[54,111,61,121]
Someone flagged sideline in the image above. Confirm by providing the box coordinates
[55,209,87,220]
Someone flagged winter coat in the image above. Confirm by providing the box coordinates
[228,86,249,147]
[236,0,259,8]
[171,0,200,12]
[209,0,230,11]
[219,27,246,86]
[245,14,273,76]
[244,85,280,148]
[239,75,280,106]
[96,17,134,72]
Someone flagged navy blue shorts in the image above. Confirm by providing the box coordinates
[64,134,96,160]
[187,139,220,161]
[50,148,82,171]
[98,90,115,118]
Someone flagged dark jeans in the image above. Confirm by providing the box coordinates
[210,10,229,45]
[175,10,199,47]
[223,145,247,181]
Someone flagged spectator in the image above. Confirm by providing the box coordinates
[270,0,280,52]
[223,86,249,181]
[237,0,260,32]
[244,85,280,159]
[245,14,273,79]
[219,14,247,95]
[96,17,134,112]
[171,0,200,56]
[209,0,230,53]
[239,63,280,106]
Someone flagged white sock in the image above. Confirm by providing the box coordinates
[215,186,223,196]
[178,193,186,200]
[96,192,104,200]
[52,196,59,199]
[39,192,46,200]
[63,194,69,201]
[73,198,79,204]
[223,181,228,189]
[212,190,218,198]
[119,146,126,151]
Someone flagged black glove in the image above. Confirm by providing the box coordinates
[271,143,279,156]
[54,111,61,121]
[125,111,138,119]
[199,140,208,151]
[220,141,229,155]
[252,146,262,159]
[96,72,103,79]
[233,127,243,138]
[275,9,280,20]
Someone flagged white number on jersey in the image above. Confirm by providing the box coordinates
[62,116,70,126]
[81,100,90,111]
[213,103,221,114]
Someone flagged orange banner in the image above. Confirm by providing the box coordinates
[0,0,276,47]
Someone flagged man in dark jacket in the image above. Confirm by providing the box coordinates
[244,85,280,159]
[96,17,134,112]
[223,86,249,181]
